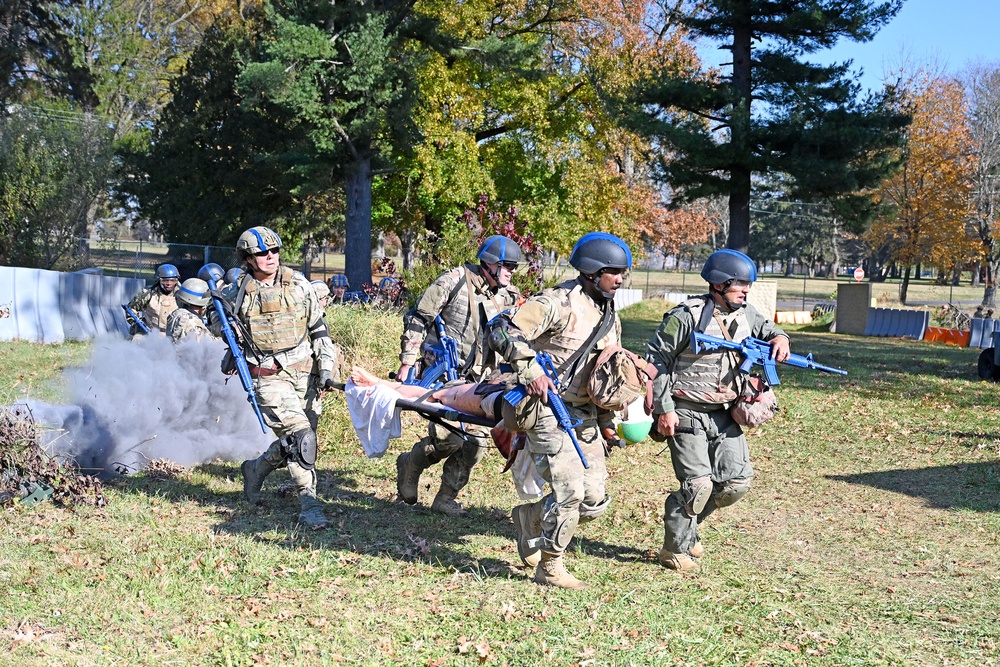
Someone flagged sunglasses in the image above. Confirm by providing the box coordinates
[499,261,519,270]
[253,248,280,257]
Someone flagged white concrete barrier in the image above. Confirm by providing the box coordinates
[0,266,144,343]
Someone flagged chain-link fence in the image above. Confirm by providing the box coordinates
[77,238,241,283]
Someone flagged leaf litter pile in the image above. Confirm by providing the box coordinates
[0,403,106,508]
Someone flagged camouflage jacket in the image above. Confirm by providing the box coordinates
[128,285,179,333]
[644,295,787,414]
[399,263,520,379]
[166,307,213,344]
[495,277,621,407]
[210,266,333,374]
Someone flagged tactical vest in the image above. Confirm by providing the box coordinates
[419,264,519,377]
[241,267,309,354]
[516,280,618,404]
[671,296,751,405]
[145,288,179,333]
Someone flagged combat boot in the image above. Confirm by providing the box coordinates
[430,483,467,516]
[298,495,330,530]
[534,551,588,590]
[689,540,704,559]
[396,453,422,505]
[511,500,544,568]
[657,548,701,572]
[241,456,275,505]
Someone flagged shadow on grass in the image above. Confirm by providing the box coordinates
[827,460,1000,513]
[109,461,635,580]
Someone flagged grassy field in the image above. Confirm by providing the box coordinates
[2,302,998,666]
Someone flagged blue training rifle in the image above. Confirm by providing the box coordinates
[121,304,151,335]
[690,331,847,386]
[198,263,268,433]
[402,316,462,389]
[502,352,590,469]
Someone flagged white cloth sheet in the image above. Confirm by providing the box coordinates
[344,380,402,458]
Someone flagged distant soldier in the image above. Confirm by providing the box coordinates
[224,267,244,287]
[165,278,214,344]
[327,274,349,304]
[395,235,523,514]
[126,264,180,334]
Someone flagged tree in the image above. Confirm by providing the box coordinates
[0,0,96,108]
[865,73,977,304]
[965,63,1000,308]
[0,105,114,268]
[623,0,909,252]
[237,1,423,290]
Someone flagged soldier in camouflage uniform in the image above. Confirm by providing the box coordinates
[395,235,523,515]
[212,226,338,529]
[126,263,180,334]
[645,249,789,572]
[490,232,630,589]
[165,278,215,344]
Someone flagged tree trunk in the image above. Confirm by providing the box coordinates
[344,155,373,290]
[899,264,911,305]
[985,257,998,307]
[727,14,752,252]
[400,228,415,270]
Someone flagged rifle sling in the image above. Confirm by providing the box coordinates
[556,300,616,389]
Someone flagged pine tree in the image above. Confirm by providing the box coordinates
[624,0,910,252]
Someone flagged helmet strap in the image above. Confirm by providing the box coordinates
[480,261,500,287]
[583,270,614,301]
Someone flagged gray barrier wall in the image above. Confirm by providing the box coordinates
[614,288,644,310]
[0,266,145,343]
[969,318,1000,349]
[861,307,929,340]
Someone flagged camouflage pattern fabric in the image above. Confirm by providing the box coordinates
[128,286,179,333]
[165,307,212,344]
[399,263,520,377]
[493,278,621,554]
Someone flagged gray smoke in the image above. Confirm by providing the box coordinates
[27,334,273,476]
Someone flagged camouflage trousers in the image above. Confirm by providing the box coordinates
[661,403,754,554]
[255,365,323,496]
[406,420,489,493]
[524,402,609,555]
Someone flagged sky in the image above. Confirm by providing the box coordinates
[697,0,1000,93]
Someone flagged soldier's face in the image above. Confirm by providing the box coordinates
[160,277,178,292]
[248,247,280,279]
[714,279,751,305]
[332,286,347,298]
[486,261,517,287]
[597,268,625,296]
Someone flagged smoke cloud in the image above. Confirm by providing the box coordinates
[27,335,273,476]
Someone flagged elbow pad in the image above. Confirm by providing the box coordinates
[308,319,330,341]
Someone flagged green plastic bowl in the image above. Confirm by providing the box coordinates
[617,420,653,444]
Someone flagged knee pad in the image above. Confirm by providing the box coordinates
[714,479,750,508]
[540,498,580,551]
[578,495,611,524]
[681,476,713,518]
[283,428,317,469]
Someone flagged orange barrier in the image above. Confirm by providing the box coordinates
[775,311,813,325]
[923,327,971,347]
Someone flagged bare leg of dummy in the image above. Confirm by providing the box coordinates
[349,366,487,417]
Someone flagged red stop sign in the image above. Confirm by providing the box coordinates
[853,267,865,282]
